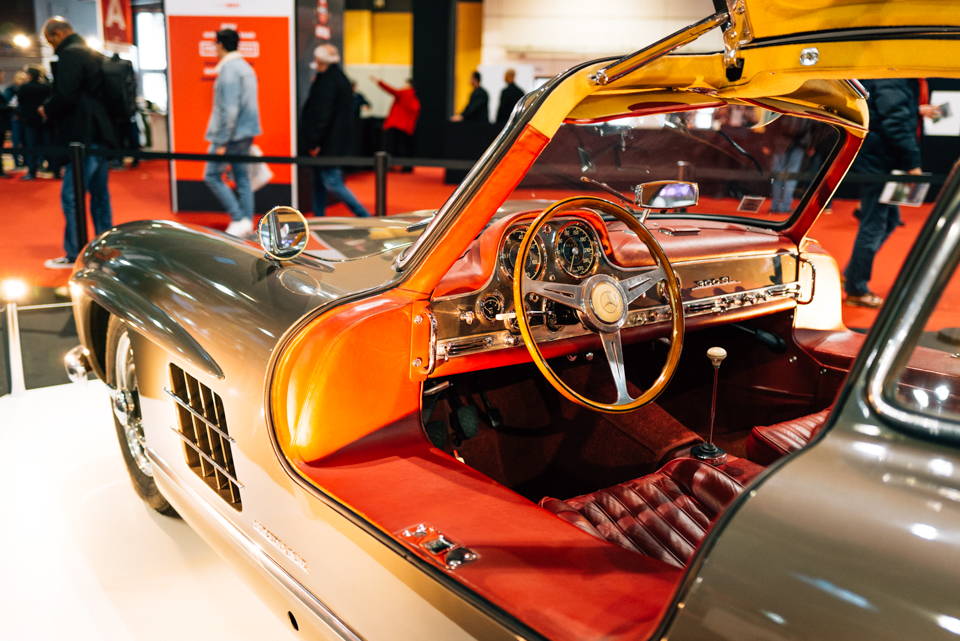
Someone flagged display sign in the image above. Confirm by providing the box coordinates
[166,0,297,212]
[927,90,960,137]
[99,0,134,46]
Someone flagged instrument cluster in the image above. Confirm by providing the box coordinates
[498,220,600,283]
[481,218,605,327]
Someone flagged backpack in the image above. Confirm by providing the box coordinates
[101,54,138,120]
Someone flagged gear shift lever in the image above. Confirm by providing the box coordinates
[691,346,728,465]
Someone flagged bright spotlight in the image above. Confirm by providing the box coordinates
[87,37,103,52]
[1,279,29,302]
[13,34,30,48]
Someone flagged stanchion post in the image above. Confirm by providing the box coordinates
[70,143,88,251]
[4,302,26,397]
[374,151,390,217]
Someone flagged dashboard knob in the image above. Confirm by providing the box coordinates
[459,310,476,325]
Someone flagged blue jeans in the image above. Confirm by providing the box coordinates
[22,123,42,177]
[62,150,112,260]
[770,146,804,212]
[203,137,253,221]
[312,167,371,217]
[844,181,901,296]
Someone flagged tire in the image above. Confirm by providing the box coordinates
[105,316,179,517]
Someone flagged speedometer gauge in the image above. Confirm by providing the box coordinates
[555,222,597,278]
[500,228,545,280]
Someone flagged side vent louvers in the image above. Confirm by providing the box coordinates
[167,364,242,511]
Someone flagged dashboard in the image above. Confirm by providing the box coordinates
[429,210,803,374]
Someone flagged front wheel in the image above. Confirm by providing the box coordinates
[105,316,178,517]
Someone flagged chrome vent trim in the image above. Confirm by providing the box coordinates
[167,364,243,511]
[446,336,493,356]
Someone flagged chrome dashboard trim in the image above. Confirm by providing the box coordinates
[432,249,799,306]
[146,449,364,641]
[436,281,800,359]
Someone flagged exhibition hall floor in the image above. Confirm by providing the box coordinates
[0,382,293,641]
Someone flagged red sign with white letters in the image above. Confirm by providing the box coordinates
[100,0,134,45]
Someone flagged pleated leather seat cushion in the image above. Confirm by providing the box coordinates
[746,407,832,465]
[540,457,751,568]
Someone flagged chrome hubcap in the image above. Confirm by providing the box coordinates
[114,331,152,477]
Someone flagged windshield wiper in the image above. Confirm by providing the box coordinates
[579,176,636,207]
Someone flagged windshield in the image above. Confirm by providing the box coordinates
[509,104,842,225]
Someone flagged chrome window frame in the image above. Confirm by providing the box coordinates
[866,173,960,443]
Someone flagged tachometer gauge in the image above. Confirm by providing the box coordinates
[555,222,597,278]
[500,228,545,280]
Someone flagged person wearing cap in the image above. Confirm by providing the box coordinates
[299,44,371,217]
[204,28,262,237]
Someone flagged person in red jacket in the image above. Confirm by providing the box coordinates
[371,76,420,172]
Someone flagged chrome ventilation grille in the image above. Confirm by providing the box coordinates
[166,364,242,511]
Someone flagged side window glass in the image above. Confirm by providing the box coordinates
[889,265,960,420]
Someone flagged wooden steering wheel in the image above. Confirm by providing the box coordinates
[512,196,684,413]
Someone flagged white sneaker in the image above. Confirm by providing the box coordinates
[225,218,254,237]
[44,256,75,270]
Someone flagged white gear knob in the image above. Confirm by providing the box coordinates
[707,346,727,368]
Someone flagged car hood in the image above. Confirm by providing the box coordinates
[302,201,556,262]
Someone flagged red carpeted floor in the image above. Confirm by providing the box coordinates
[0,160,954,331]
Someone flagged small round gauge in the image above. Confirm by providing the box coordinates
[555,222,598,278]
[500,228,545,280]
[478,291,505,322]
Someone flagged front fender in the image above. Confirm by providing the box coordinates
[72,267,224,379]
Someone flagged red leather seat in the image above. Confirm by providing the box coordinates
[745,407,832,465]
[540,457,761,568]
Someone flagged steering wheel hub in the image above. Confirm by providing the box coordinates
[591,281,624,323]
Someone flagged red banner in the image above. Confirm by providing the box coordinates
[100,0,134,45]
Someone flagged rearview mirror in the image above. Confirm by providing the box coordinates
[259,206,309,261]
[634,181,699,210]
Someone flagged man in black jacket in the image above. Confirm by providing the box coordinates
[39,16,117,269]
[17,67,52,180]
[843,79,924,308]
[496,69,524,127]
[451,71,489,123]
[299,44,370,217]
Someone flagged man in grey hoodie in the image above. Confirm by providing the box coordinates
[204,29,262,236]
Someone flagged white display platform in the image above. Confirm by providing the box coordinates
[0,383,292,640]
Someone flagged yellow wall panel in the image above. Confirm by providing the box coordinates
[344,10,373,65]
[371,13,413,65]
[455,2,483,115]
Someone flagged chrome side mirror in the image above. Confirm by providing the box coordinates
[635,181,699,210]
[258,206,309,261]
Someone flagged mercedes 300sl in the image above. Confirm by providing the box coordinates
[65,1,960,639]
